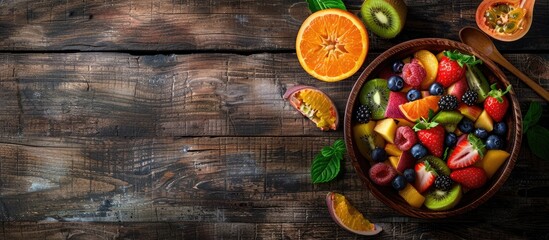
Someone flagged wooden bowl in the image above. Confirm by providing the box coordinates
[344,38,522,218]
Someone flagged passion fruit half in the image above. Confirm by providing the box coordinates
[326,192,383,236]
[283,85,339,131]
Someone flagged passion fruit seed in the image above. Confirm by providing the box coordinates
[483,3,525,34]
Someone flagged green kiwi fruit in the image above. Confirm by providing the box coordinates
[431,111,464,132]
[360,0,407,39]
[421,155,451,175]
[424,184,462,211]
[359,78,389,120]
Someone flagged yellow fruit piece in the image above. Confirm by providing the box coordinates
[475,150,510,178]
[326,192,382,235]
[296,9,369,82]
[388,156,399,170]
[474,109,494,131]
[436,51,445,61]
[398,183,425,208]
[414,50,439,90]
[395,118,415,128]
[374,118,398,143]
[385,143,403,157]
[402,57,411,64]
[353,121,386,159]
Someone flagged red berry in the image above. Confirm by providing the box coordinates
[450,167,487,189]
[369,163,397,187]
[484,84,512,122]
[394,126,418,151]
[414,161,436,193]
[402,59,426,87]
[414,122,445,158]
[447,134,486,169]
[435,56,465,87]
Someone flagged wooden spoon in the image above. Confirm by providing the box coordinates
[459,26,549,102]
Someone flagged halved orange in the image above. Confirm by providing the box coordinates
[399,95,441,122]
[296,9,369,82]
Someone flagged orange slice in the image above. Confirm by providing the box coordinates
[296,9,369,82]
[326,192,382,235]
[398,95,441,122]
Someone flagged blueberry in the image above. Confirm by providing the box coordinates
[458,118,474,134]
[486,135,504,150]
[403,168,416,183]
[474,128,489,139]
[445,132,458,147]
[392,60,404,73]
[407,89,422,101]
[392,175,407,191]
[411,143,428,159]
[429,82,444,96]
[493,122,508,136]
[387,75,405,92]
[371,147,388,162]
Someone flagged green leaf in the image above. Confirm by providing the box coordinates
[527,125,549,161]
[306,0,346,13]
[444,50,482,67]
[321,146,335,157]
[311,139,346,183]
[523,102,542,133]
[311,153,341,183]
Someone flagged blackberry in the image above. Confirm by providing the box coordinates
[434,175,453,191]
[438,95,458,110]
[462,89,478,106]
[354,104,371,123]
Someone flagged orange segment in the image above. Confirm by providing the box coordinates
[398,96,441,122]
[326,192,382,235]
[296,9,369,82]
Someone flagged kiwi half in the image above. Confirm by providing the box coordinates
[360,0,407,39]
[424,184,462,211]
[359,78,389,120]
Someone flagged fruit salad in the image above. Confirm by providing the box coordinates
[353,49,512,211]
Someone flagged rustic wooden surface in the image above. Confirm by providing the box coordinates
[0,0,548,239]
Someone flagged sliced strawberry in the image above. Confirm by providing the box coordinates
[414,161,437,193]
[484,83,512,122]
[447,134,486,169]
[413,121,445,157]
[450,166,487,189]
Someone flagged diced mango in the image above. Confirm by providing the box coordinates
[388,156,399,170]
[399,184,425,208]
[474,109,494,131]
[374,118,398,144]
[475,150,510,178]
[385,143,403,157]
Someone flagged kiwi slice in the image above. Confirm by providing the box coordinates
[431,111,464,132]
[421,155,450,175]
[424,184,462,211]
[465,64,490,102]
[359,79,389,120]
[360,0,407,39]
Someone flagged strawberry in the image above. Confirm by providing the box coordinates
[484,83,512,122]
[450,166,487,189]
[413,120,445,157]
[436,51,482,88]
[414,161,437,193]
[447,134,486,169]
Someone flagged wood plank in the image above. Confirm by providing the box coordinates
[1,0,548,51]
[0,136,547,226]
[1,53,548,138]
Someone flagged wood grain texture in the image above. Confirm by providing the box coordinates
[1,53,547,139]
[0,0,548,52]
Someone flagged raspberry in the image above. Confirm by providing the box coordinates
[369,162,397,187]
[394,126,418,151]
[401,59,426,87]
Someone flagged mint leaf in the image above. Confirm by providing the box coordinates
[306,0,346,13]
[321,146,335,157]
[527,125,549,161]
[523,102,542,133]
[311,139,346,183]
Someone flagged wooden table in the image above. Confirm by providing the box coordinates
[1,0,548,239]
